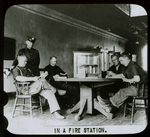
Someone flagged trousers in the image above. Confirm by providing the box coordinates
[110,85,138,108]
[27,78,60,113]
[50,81,80,105]
[97,82,126,99]
[39,89,60,113]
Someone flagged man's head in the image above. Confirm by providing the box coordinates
[26,37,36,49]
[119,52,131,67]
[111,53,120,66]
[49,56,57,67]
[17,53,27,67]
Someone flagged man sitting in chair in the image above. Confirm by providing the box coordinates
[97,52,126,100]
[96,52,126,113]
[12,53,65,119]
[97,52,147,113]
[44,56,80,108]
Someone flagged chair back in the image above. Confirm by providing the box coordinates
[14,81,31,95]
[137,83,147,98]
[126,82,147,98]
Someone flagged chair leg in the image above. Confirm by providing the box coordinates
[144,99,148,121]
[39,96,43,115]
[131,98,135,124]
[144,99,147,108]
[23,98,25,113]
[12,97,18,118]
[29,97,33,118]
[124,103,127,117]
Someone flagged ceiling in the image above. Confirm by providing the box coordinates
[42,4,147,44]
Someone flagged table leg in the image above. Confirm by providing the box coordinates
[66,101,80,114]
[66,84,92,120]
[66,99,87,121]
[94,98,113,119]
[74,99,87,121]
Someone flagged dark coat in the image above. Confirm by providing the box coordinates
[44,64,65,82]
[108,64,126,74]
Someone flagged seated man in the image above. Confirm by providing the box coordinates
[97,52,126,100]
[97,52,147,113]
[106,52,126,77]
[12,53,65,119]
[44,56,80,108]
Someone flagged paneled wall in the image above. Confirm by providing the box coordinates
[125,41,147,68]
[4,5,126,77]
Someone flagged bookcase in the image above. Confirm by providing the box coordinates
[73,51,101,78]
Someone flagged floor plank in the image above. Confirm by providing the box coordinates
[4,94,148,134]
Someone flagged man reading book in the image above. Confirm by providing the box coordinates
[44,56,80,108]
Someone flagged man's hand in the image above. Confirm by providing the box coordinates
[60,72,67,76]
[10,66,15,71]
[122,76,140,84]
[105,74,112,78]
[107,71,116,76]
[105,71,115,78]
[3,69,11,77]
[105,71,114,78]
[40,72,48,78]
[122,77,134,84]
[106,73,125,79]
[53,74,60,79]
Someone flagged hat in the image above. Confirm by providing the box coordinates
[27,37,37,43]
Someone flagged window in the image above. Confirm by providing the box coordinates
[141,45,147,71]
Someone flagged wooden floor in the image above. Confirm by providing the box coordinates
[4,93,148,134]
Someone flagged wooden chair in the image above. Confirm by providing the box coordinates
[124,83,148,124]
[12,81,43,118]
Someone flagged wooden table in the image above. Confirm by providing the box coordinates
[55,77,121,121]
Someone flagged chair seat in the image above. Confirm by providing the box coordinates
[133,96,148,99]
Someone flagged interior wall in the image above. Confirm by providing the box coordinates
[125,41,147,67]
[4,5,126,77]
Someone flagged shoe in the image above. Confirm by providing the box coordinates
[98,101,112,113]
[106,113,114,120]
[97,96,112,113]
[97,96,111,105]
[52,111,65,120]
